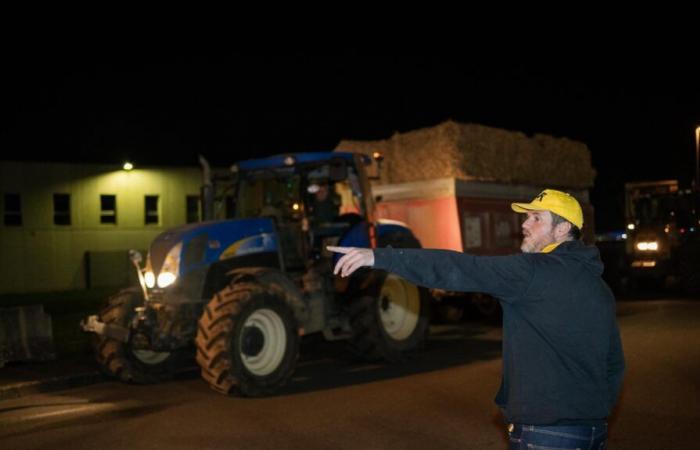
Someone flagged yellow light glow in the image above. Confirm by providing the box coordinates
[292,203,300,211]
[157,272,177,288]
[123,162,134,171]
[144,271,155,288]
[627,223,635,230]
[632,260,657,268]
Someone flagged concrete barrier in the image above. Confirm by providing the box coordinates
[0,305,55,367]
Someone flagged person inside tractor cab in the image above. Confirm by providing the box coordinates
[307,179,341,225]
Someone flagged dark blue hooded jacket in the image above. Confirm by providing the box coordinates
[373,240,625,425]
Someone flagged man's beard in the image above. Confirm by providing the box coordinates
[520,230,556,253]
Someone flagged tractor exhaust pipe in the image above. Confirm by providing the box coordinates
[199,154,214,221]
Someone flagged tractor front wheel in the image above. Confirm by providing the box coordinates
[196,282,299,396]
[93,288,182,383]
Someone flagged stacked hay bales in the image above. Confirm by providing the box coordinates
[335,120,595,189]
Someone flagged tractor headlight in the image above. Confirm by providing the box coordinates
[157,272,177,288]
[636,241,659,251]
[144,271,156,288]
[157,242,182,288]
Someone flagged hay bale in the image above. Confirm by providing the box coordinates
[335,120,595,189]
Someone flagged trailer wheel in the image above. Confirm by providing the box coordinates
[93,288,182,384]
[435,302,465,323]
[196,282,299,397]
[349,272,430,362]
[472,292,502,321]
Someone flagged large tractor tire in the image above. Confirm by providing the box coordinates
[196,281,299,397]
[93,288,182,384]
[348,230,430,362]
[348,272,430,362]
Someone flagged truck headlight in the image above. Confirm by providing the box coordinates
[636,241,659,251]
[157,242,182,288]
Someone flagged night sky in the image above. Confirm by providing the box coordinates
[4,51,700,232]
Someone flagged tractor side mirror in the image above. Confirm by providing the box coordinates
[129,249,143,265]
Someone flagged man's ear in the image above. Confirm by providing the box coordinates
[555,221,572,239]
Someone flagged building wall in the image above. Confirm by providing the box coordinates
[0,161,202,294]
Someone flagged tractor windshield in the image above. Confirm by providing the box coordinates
[235,162,366,222]
[235,169,302,220]
[633,192,698,228]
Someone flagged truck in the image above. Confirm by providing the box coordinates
[623,180,700,293]
[82,152,430,396]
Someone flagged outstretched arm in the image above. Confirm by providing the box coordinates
[327,246,534,300]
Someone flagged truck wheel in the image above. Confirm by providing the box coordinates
[349,272,430,362]
[196,282,299,397]
[93,288,181,384]
[435,302,465,323]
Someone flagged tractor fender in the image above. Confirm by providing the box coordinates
[225,267,308,326]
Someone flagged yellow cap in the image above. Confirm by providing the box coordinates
[511,189,584,229]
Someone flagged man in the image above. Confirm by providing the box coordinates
[329,189,624,449]
[309,181,341,224]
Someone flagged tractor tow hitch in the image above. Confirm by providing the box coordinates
[81,315,130,343]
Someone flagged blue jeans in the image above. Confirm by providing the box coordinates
[508,423,607,450]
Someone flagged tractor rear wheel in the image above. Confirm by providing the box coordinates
[349,272,430,362]
[196,282,299,396]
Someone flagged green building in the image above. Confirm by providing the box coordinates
[0,161,202,294]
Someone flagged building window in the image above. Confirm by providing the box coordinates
[53,193,71,226]
[145,195,159,225]
[3,193,22,226]
[186,195,200,223]
[100,194,117,224]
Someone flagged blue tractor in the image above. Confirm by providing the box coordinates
[82,152,429,396]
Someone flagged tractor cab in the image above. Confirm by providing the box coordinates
[229,153,375,272]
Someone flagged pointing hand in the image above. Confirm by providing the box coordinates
[326,246,375,277]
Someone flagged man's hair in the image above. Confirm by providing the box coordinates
[550,211,582,240]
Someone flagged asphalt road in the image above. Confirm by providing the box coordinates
[1,299,698,450]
